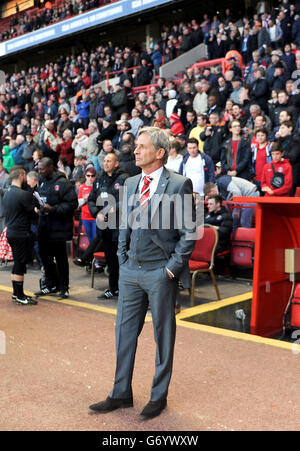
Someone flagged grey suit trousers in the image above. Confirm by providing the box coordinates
[110,260,178,402]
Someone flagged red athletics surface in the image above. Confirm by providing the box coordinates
[1,290,300,431]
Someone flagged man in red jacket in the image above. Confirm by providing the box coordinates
[261,142,293,197]
[56,128,74,168]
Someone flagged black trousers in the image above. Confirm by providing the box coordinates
[7,235,33,276]
[102,229,119,292]
[38,239,69,291]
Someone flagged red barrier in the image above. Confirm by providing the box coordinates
[234,196,300,338]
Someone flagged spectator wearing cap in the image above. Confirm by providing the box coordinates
[169,113,185,136]
[230,77,243,104]
[266,51,288,84]
[166,89,179,118]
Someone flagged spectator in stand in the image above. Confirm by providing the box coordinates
[276,119,300,193]
[169,113,185,136]
[220,119,251,180]
[128,108,144,137]
[78,167,97,244]
[111,84,128,119]
[261,141,293,196]
[192,81,208,114]
[76,94,90,130]
[189,113,207,151]
[250,128,272,190]
[72,128,88,158]
[205,194,233,254]
[86,121,100,170]
[184,109,197,136]
[165,139,183,173]
[165,89,179,118]
[250,67,270,114]
[57,110,73,138]
[200,112,226,165]
[56,129,74,168]
[179,137,215,197]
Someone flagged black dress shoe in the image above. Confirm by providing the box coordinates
[89,396,133,413]
[139,399,167,420]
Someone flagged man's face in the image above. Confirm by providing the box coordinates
[104,153,118,174]
[278,93,288,104]
[230,122,241,135]
[27,175,38,188]
[254,116,265,128]
[187,143,199,158]
[186,112,194,123]
[134,132,164,170]
[207,198,219,213]
[209,114,219,126]
[38,162,52,179]
[279,111,289,123]
[103,141,113,153]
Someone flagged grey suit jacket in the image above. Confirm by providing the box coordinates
[118,167,196,288]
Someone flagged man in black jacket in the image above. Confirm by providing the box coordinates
[205,194,233,253]
[35,158,78,299]
[88,152,128,299]
[3,166,38,305]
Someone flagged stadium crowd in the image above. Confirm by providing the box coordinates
[1,1,300,272]
[2,0,105,41]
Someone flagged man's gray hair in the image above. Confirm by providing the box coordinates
[27,171,39,180]
[138,126,170,164]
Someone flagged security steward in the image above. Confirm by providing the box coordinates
[35,157,78,299]
[88,152,128,299]
[3,166,38,305]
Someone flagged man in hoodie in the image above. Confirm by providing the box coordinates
[35,158,78,299]
[88,152,128,299]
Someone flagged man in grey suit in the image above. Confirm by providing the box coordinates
[89,126,196,420]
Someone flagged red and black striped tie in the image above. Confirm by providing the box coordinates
[140,176,152,208]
